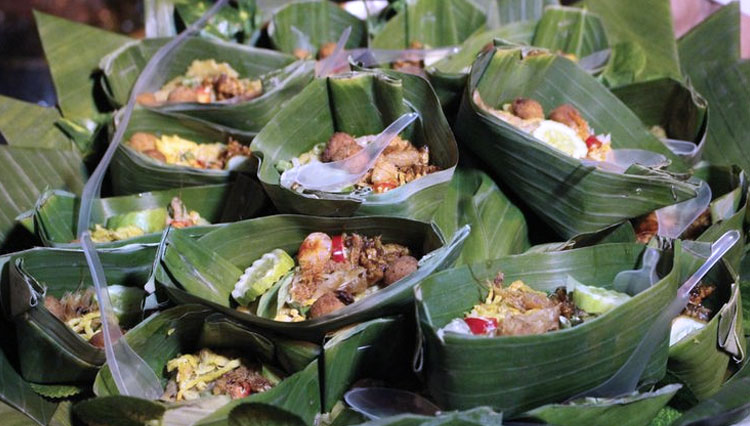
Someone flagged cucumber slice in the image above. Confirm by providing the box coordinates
[232,249,295,306]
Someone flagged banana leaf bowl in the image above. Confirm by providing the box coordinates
[79,305,322,425]
[250,70,458,220]
[109,108,258,195]
[267,0,368,56]
[154,214,468,341]
[2,245,157,385]
[415,241,683,415]
[100,36,314,132]
[666,243,745,404]
[454,45,697,238]
[25,176,267,249]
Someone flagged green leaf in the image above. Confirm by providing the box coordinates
[415,242,683,415]
[473,0,558,28]
[157,215,466,340]
[28,383,86,399]
[525,384,682,426]
[372,0,486,49]
[0,146,86,248]
[251,71,458,220]
[356,406,504,425]
[583,0,681,81]
[531,6,608,59]
[0,96,72,150]
[432,168,529,265]
[268,0,367,54]
[599,41,648,87]
[175,0,260,44]
[455,47,694,238]
[34,11,133,119]
[228,403,306,426]
[678,3,741,82]
[74,396,166,426]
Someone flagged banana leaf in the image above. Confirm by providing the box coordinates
[523,384,682,426]
[530,6,608,59]
[415,242,683,415]
[455,46,695,238]
[174,0,261,44]
[155,214,467,340]
[110,108,257,194]
[431,168,529,265]
[582,0,681,83]
[28,177,266,249]
[350,407,504,425]
[88,305,322,425]
[0,96,73,151]
[371,0,486,49]
[666,244,746,403]
[4,245,157,385]
[250,70,457,220]
[470,0,557,27]
[101,37,314,132]
[321,317,415,412]
[611,78,707,165]
[34,11,133,121]
[267,0,368,54]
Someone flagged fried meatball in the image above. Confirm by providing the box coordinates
[128,132,158,153]
[136,92,159,106]
[318,42,338,59]
[383,255,418,286]
[143,149,167,163]
[321,132,362,162]
[549,104,590,141]
[294,48,312,60]
[309,292,346,318]
[167,86,199,103]
[511,97,544,120]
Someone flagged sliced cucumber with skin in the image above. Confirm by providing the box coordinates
[568,276,631,315]
[232,249,295,306]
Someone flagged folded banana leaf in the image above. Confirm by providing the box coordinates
[347,407,504,425]
[87,305,322,425]
[582,0,681,83]
[470,0,557,27]
[155,214,467,340]
[431,168,529,265]
[371,0,485,49]
[455,46,695,238]
[250,70,458,220]
[612,78,707,164]
[523,384,682,426]
[101,37,314,132]
[267,0,368,55]
[666,244,746,404]
[110,108,257,194]
[28,177,266,249]
[174,0,261,44]
[415,242,682,415]
[4,245,156,384]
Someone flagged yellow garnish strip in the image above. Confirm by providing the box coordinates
[176,359,241,401]
[65,311,102,341]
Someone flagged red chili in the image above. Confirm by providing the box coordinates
[374,182,398,193]
[464,317,498,335]
[235,383,252,398]
[585,135,602,150]
[331,234,347,262]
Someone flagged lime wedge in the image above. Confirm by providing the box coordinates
[232,249,295,306]
[568,277,630,315]
[670,315,706,346]
[532,120,588,159]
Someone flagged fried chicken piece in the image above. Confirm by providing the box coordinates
[511,97,544,120]
[44,289,98,323]
[500,306,561,336]
[384,255,418,286]
[212,73,245,101]
[309,292,347,318]
[213,366,273,399]
[167,86,199,103]
[549,104,590,141]
[136,92,159,106]
[393,41,426,77]
[128,132,159,153]
[634,212,658,244]
[683,283,715,321]
[681,209,712,240]
[318,42,338,60]
[321,132,362,162]
[218,139,251,167]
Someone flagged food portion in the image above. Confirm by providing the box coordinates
[441,272,630,337]
[633,209,711,244]
[136,59,263,106]
[161,349,275,402]
[392,41,427,77]
[276,131,440,194]
[473,93,612,161]
[127,132,251,170]
[670,283,716,346]
[232,232,420,321]
[44,288,105,347]
[90,197,209,243]
[294,42,338,60]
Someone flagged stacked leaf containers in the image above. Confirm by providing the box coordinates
[0,1,749,425]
